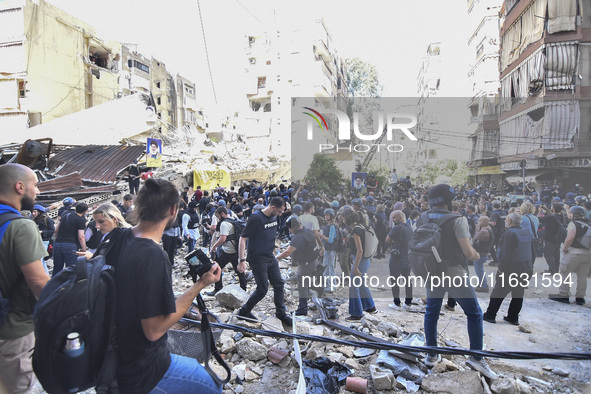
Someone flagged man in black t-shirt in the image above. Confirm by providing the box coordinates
[236,197,293,329]
[52,202,88,276]
[538,203,566,274]
[115,178,221,393]
[385,210,413,310]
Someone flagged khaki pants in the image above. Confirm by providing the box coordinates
[0,332,36,394]
[558,250,591,298]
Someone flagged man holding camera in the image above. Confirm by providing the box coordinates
[115,177,221,393]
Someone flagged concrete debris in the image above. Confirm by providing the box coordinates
[370,365,395,390]
[518,323,532,333]
[551,367,569,377]
[421,370,485,394]
[267,347,289,364]
[490,378,517,394]
[376,321,399,337]
[215,285,249,310]
[344,358,361,371]
[236,338,268,361]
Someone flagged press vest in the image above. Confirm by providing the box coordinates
[187,211,200,229]
[507,227,533,264]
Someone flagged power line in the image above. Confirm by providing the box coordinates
[196,0,217,104]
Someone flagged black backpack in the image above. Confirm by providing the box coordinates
[552,215,568,244]
[224,218,246,247]
[409,212,459,280]
[0,212,27,326]
[33,228,129,394]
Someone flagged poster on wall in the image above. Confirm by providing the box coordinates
[351,172,367,190]
[146,138,163,168]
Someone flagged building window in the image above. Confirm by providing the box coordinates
[263,103,271,112]
[18,80,26,98]
[168,110,172,117]
[132,60,149,73]
[257,77,266,89]
[156,82,161,88]
[157,97,161,105]
[267,60,271,65]
[249,58,256,65]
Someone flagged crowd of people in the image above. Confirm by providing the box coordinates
[1,160,591,392]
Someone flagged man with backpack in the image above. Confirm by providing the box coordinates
[0,163,50,393]
[276,215,321,316]
[386,210,413,311]
[206,207,247,296]
[538,202,567,274]
[420,184,497,380]
[549,206,591,305]
[182,201,201,253]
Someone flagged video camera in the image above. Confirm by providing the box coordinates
[185,248,214,283]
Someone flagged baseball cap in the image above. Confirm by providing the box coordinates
[33,204,46,213]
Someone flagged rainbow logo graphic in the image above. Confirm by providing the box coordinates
[302,107,328,131]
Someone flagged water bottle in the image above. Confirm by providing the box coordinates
[63,332,85,357]
[63,332,86,392]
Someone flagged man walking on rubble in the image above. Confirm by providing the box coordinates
[236,197,293,329]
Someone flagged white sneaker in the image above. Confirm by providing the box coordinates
[402,303,410,311]
[388,303,402,311]
[424,354,441,368]
[466,357,498,380]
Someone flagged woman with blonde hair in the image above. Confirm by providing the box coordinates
[77,203,131,260]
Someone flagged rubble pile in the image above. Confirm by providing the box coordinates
[154,129,290,185]
[166,242,588,394]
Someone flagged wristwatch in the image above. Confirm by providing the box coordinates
[239,258,246,262]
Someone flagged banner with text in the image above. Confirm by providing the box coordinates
[193,168,231,189]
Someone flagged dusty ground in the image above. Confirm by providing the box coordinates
[34,254,591,393]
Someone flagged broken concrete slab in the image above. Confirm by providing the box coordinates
[376,321,399,337]
[490,377,516,394]
[421,370,485,394]
[236,338,268,361]
[216,284,249,310]
[370,365,394,390]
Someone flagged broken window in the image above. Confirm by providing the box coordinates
[263,103,271,112]
[257,77,266,89]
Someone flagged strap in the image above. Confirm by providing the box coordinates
[0,212,27,299]
[196,294,231,386]
[95,265,119,394]
[436,213,459,228]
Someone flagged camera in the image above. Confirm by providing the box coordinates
[185,248,214,282]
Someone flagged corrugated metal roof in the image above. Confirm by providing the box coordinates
[47,145,145,184]
[37,172,83,194]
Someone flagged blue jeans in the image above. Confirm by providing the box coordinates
[52,242,77,277]
[323,250,337,290]
[424,267,483,359]
[472,255,488,288]
[348,256,375,317]
[150,354,221,394]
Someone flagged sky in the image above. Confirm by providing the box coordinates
[47,0,475,110]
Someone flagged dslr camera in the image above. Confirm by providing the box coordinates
[185,248,214,283]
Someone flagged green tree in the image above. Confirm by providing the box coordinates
[304,154,347,194]
[346,58,383,97]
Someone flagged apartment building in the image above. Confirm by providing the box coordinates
[0,0,120,142]
[467,0,504,184]
[497,0,591,190]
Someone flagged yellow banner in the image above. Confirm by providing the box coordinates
[193,168,231,189]
[477,165,505,175]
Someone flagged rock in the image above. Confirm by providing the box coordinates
[370,365,394,390]
[296,321,310,335]
[363,313,381,326]
[221,337,236,354]
[542,365,553,371]
[231,353,241,363]
[338,347,355,358]
[441,358,459,371]
[261,337,276,347]
[236,338,267,361]
[528,337,536,343]
[552,367,569,377]
[518,323,532,333]
[514,379,533,394]
[216,285,249,310]
[345,359,361,371]
[376,321,399,337]
[328,352,344,363]
[251,366,264,375]
[491,378,516,394]
[233,364,246,381]
[279,355,292,368]
[422,370,484,394]
[245,371,257,381]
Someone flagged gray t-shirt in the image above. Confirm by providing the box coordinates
[220,220,237,254]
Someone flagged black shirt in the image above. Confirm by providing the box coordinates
[115,235,176,393]
[387,222,413,257]
[55,213,86,245]
[539,213,565,241]
[242,210,278,260]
